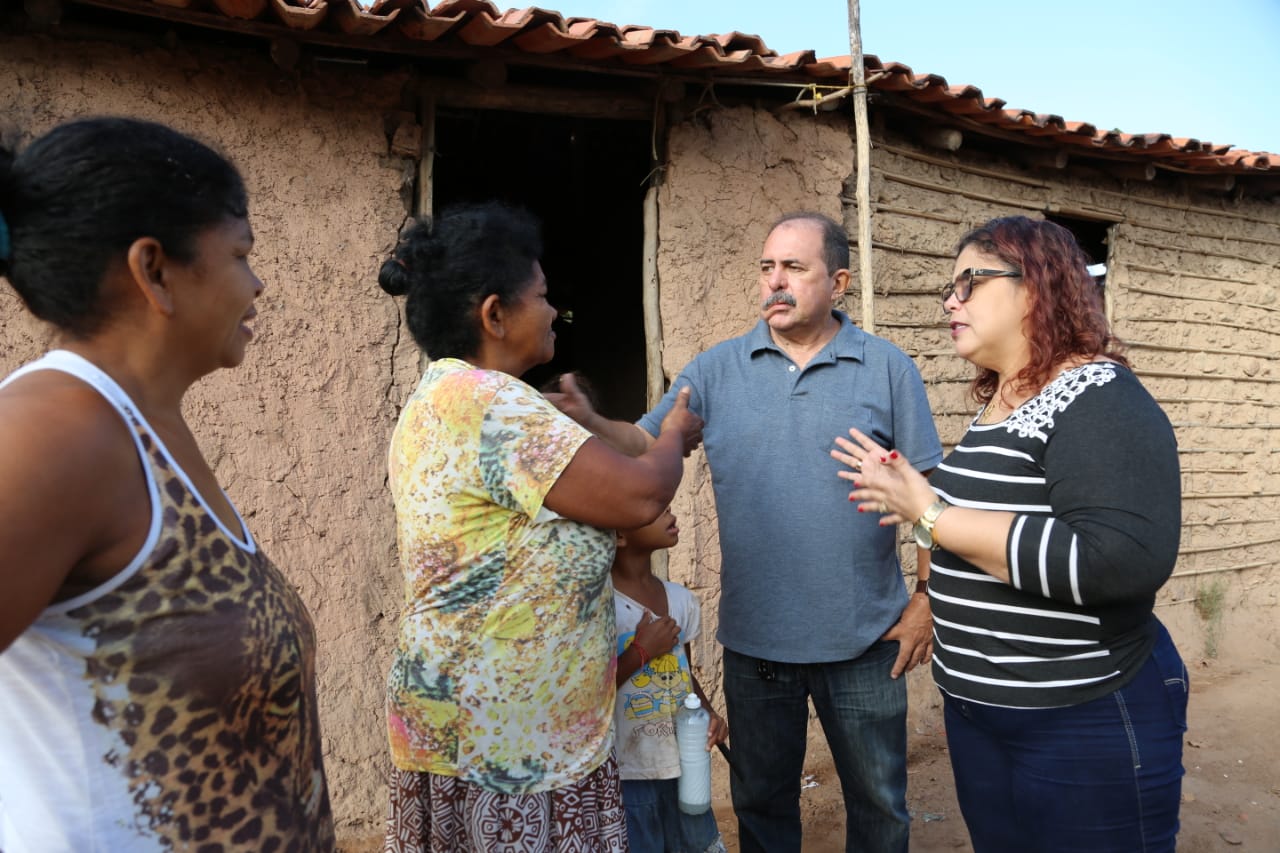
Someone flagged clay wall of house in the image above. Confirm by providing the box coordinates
[658,106,1280,731]
[0,33,423,844]
[864,129,1280,675]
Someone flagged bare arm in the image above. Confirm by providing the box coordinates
[586,418,653,457]
[615,643,643,689]
[544,387,700,529]
[543,372,654,457]
[687,647,728,748]
[925,508,1016,581]
[0,379,150,651]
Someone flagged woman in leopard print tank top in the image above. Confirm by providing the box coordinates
[0,118,335,852]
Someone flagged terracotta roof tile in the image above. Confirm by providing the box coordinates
[455,6,564,47]
[330,0,402,36]
[74,0,1275,169]
[709,31,770,54]
[397,3,466,40]
[616,33,700,65]
[511,20,584,53]
[668,46,758,70]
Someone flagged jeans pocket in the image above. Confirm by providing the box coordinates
[1149,629,1189,732]
[866,638,900,665]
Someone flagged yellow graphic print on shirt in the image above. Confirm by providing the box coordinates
[625,645,692,720]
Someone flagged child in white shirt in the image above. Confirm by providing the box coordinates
[612,508,728,853]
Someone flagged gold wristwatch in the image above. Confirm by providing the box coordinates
[912,500,951,550]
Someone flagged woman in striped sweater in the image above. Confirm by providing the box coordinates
[833,216,1186,853]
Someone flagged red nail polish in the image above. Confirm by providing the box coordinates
[890,451,899,460]
[856,505,864,511]
[879,456,888,463]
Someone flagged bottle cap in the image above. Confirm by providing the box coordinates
[683,693,701,710]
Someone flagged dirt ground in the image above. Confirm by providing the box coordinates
[338,656,1278,851]
[707,657,1280,852]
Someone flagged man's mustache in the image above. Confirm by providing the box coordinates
[762,292,797,310]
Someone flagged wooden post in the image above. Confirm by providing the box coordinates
[846,0,875,333]
[416,90,436,374]
[642,186,668,583]
[416,90,435,222]
[642,185,664,410]
[643,99,669,580]
[1103,223,1119,326]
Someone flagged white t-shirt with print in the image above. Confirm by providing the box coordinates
[613,581,702,781]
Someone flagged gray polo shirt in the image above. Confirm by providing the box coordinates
[638,311,942,663]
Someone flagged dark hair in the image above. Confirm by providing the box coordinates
[769,211,850,274]
[955,216,1128,405]
[379,202,543,359]
[0,117,247,336]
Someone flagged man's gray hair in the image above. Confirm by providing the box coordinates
[768,212,850,275]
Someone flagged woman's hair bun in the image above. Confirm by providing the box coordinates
[378,257,411,296]
[378,217,438,297]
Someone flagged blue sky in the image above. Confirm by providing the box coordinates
[565,0,1280,153]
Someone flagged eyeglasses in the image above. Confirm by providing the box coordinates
[942,268,1021,304]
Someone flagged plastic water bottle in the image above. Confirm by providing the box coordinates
[675,693,712,815]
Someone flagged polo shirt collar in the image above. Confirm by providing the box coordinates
[748,309,867,364]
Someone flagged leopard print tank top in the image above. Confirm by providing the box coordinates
[0,350,335,852]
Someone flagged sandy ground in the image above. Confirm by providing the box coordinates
[339,656,1279,851]
[707,657,1280,852]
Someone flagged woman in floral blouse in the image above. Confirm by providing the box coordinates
[378,202,702,852]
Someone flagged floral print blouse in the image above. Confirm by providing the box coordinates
[385,358,617,794]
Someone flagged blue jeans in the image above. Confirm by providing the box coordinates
[722,642,909,853]
[943,621,1188,853]
[621,778,724,853]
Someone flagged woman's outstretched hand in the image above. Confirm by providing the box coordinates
[544,372,596,427]
[831,427,935,526]
[659,386,703,457]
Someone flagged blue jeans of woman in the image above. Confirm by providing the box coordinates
[943,621,1188,853]
[723,642,909,853]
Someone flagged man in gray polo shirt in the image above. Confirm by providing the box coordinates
[551,212,940,852]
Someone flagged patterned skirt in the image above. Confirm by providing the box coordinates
[382,756,629,852]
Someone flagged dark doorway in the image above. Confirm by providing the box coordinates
[432,109,652,422]
[1046,213,1111,288]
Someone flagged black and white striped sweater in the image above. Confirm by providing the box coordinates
[927,362,1181,709]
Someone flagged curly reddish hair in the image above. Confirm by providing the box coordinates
[956,216,1128,406]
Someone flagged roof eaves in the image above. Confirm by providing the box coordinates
[58,0,1279,169]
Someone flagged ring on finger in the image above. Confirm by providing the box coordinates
[878,501,888,513]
